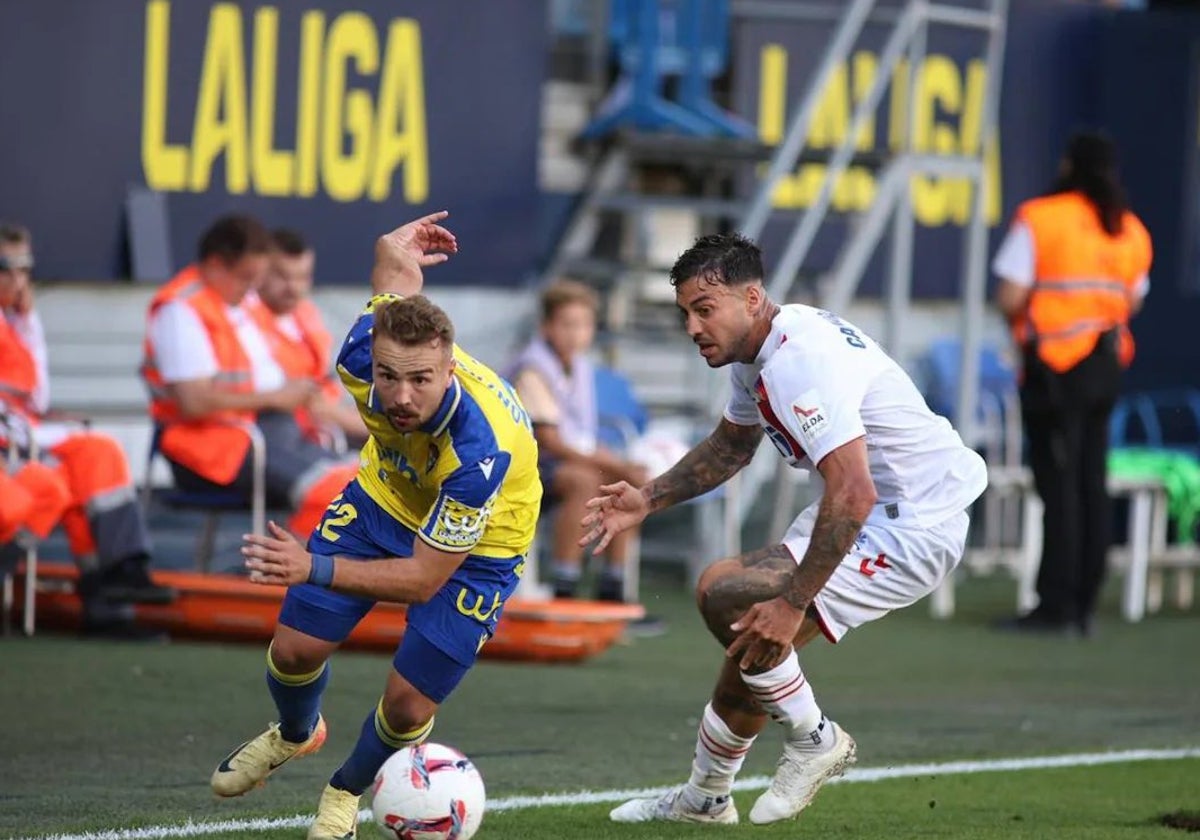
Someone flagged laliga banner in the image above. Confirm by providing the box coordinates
[730,0,1100,298]
[0,0,547,286]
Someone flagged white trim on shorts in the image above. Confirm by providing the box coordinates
[782,508,971,643]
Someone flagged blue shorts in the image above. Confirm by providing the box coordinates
[279,479,525,702]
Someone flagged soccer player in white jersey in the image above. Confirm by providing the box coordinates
[582,233,988,826]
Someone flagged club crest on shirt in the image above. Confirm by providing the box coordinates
[428,497,492,549]
[792,389,830,446]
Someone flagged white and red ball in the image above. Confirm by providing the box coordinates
[371,743,486,840]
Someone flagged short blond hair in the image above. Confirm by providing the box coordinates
[540,279,599,323]
[374,295,455,351]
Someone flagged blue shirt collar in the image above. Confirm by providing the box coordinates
[420,377,461,435]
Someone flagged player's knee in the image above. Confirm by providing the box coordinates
[268,636,328,675]
[696,561,748,641]
[380,688,436,735]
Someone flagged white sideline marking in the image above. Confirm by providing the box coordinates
[22,747,1200,840]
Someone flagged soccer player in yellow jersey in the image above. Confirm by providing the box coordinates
[210,212,542,840]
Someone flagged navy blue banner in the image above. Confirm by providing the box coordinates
[0,1,547,286]
[730,0,1103,298]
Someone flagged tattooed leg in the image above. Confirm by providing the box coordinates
[697,543,833,737]
[697,545,796,646]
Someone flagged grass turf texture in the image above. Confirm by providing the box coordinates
[2,575,1196,839]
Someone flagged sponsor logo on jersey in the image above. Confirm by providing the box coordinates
[792,389,830,445]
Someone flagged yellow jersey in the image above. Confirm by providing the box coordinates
[337,295,542,558]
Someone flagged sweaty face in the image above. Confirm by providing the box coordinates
[260,250,315,314]
[372,335,455,432]
[202,253,270,305]
[542,301,596,363]
[675,276,759,367]
[0,240,33,309]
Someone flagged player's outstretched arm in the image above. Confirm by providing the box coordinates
[371,210,459,298]
[579,418,762,553]
[242,521,467,604]
[644,418,762,513]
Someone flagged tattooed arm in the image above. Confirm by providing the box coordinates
[579,418,762,553]
[728,435,876,670]
[642,418,763,514]
[779,435,876,611]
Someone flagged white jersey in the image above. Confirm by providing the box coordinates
[724,304,987,529]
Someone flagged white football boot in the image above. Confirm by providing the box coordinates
[610,785,738,824]
[749,720,857,825]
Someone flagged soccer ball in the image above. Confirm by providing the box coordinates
[371,742,486,840]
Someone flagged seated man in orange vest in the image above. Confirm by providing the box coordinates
[141,215,358,542]
[247,228,367,449]
[0,223,175,637]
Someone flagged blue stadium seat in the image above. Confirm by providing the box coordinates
[581,0,754,139]
[595,364,649,452]
[1110,388,1200,458]
[919,338,1020,463]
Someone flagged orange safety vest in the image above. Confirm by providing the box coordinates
[246,297,336,393]
[246,296,339,439]
[0,317,38,421]
[1012,191,1153,373]
[141,266,257,484]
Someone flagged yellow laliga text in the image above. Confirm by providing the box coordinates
[756,45,1001,227]
[140,0,428,203]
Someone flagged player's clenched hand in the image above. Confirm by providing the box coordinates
[578,481,649,553]
[242,521,312,586]
[371,210,458,297]
[726,597,806,671]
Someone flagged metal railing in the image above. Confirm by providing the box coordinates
[722,0,1009,532]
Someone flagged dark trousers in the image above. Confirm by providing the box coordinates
[1020,331,1122,622]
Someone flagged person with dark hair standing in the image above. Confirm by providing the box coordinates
[992,131,1153,635]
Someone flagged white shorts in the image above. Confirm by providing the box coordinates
[782,509,970,643]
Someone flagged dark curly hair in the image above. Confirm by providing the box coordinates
[669,233,764,288]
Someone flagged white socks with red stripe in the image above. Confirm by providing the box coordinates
[741,650,833,753]
[682,703,755,806]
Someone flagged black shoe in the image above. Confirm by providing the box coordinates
[992,610,1077,636]
[100,561,176,605]
[594,575,625,603]
[552,577,580,599]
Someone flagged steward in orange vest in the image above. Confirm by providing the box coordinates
[991,132,1152,636]
[1008,191,1151,374]
[0,223,174,636]
[245,228,366,446]
[140,215,357,540]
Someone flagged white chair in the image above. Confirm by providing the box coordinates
[1,409,41,636]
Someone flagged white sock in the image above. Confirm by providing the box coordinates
[684,703,755,799]
[740,650,825,739]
